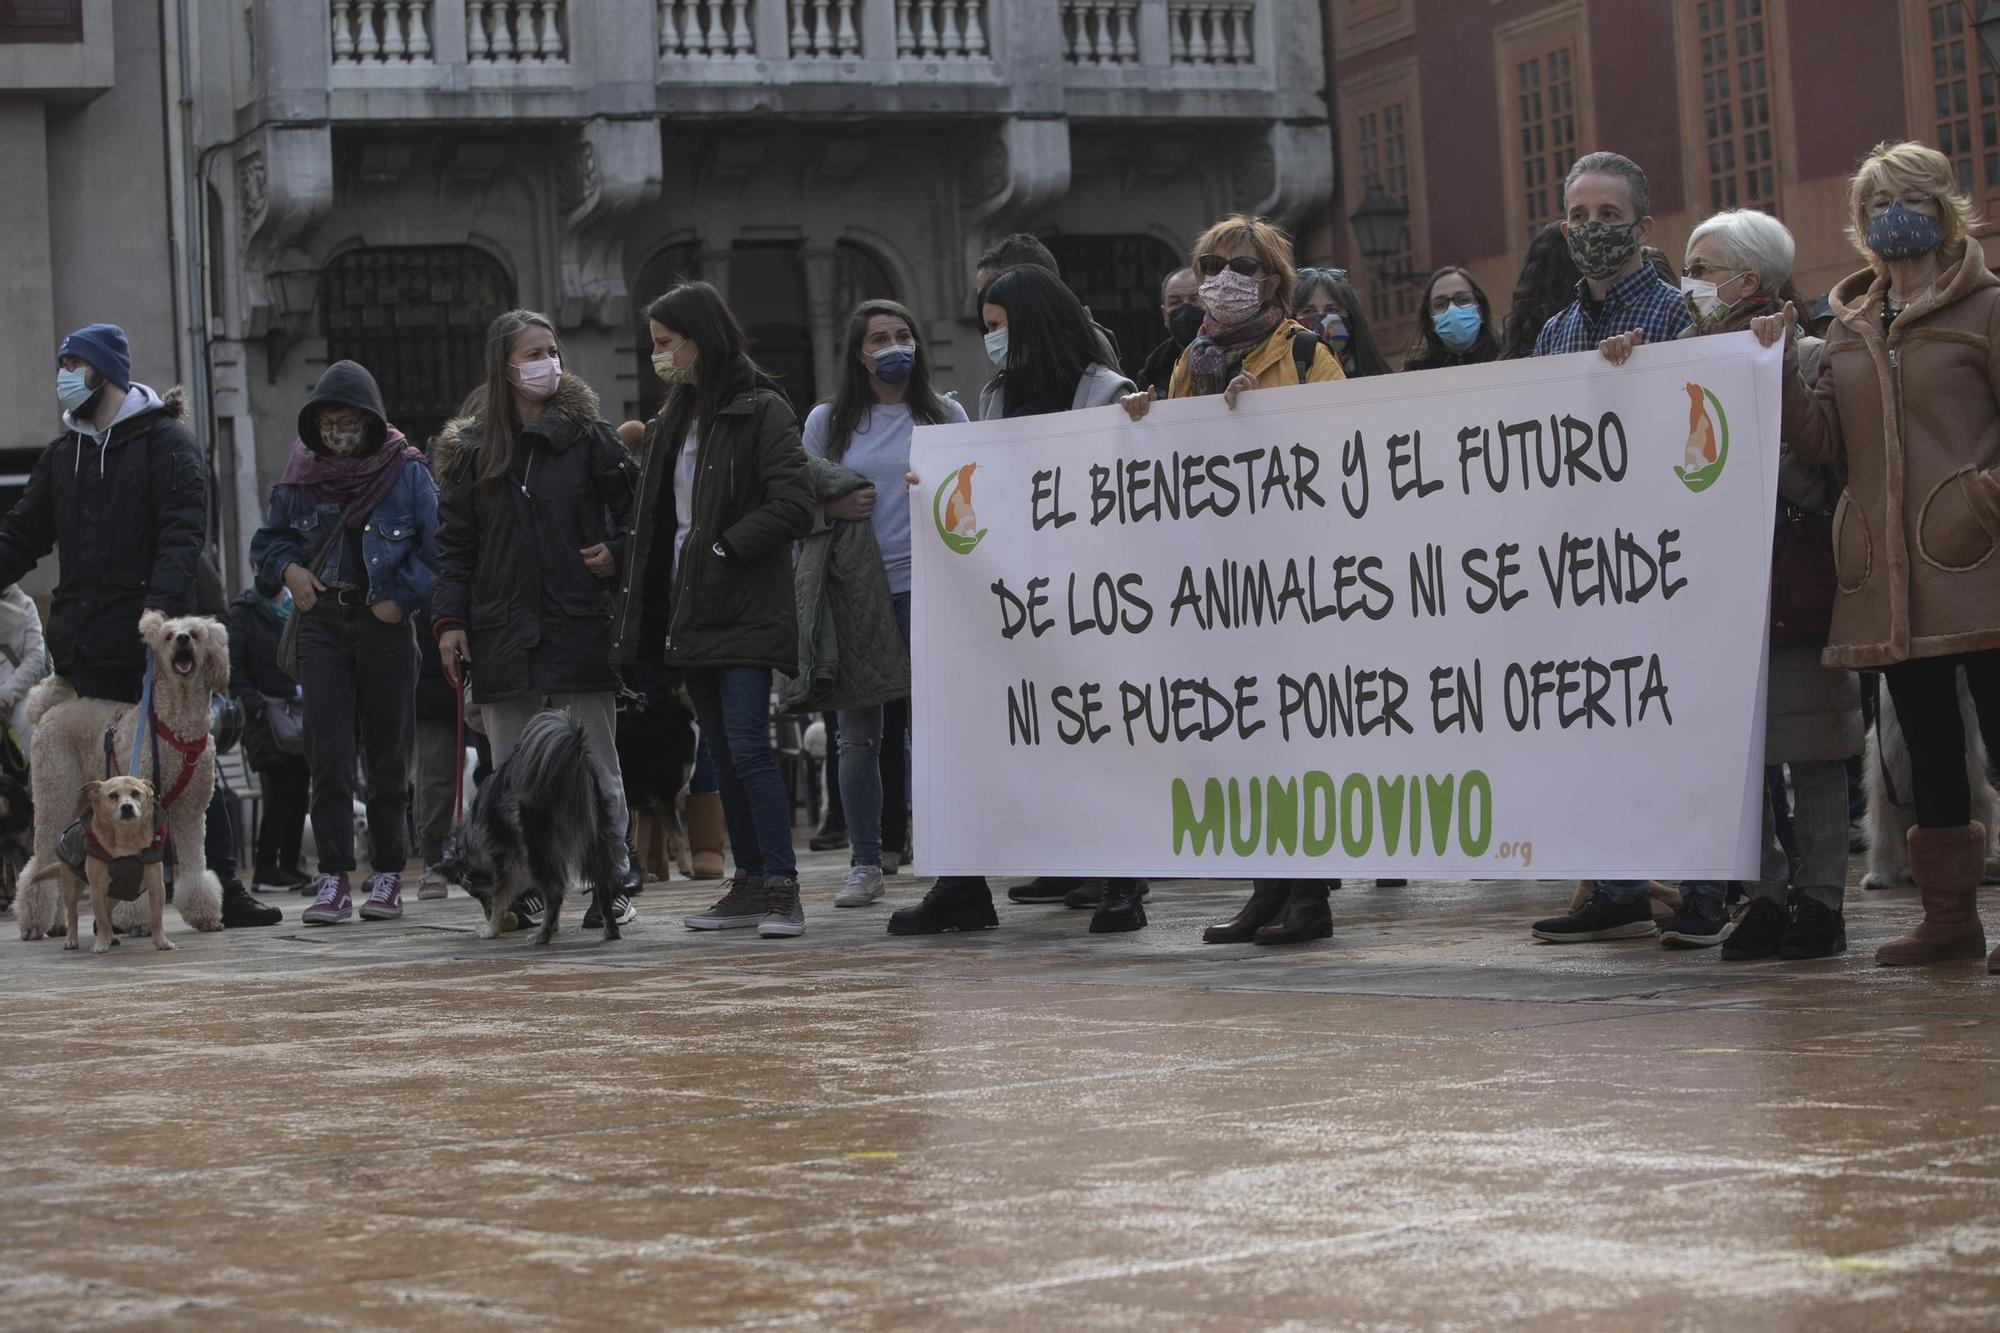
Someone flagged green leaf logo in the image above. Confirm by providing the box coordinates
[1673,382,1729,494]
[932,463,987,555]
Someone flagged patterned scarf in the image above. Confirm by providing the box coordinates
[280,428,427,525]
[1188,304,1285,397]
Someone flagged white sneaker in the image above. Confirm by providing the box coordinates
[836,865,885,908]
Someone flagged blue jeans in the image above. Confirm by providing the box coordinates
[689,735,718,795]
[837,592,912,867]
[1596,878,1725,916]
[679,666,796,879]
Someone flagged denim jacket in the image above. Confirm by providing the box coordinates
[250,461,439,614]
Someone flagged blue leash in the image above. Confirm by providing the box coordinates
[128,654,155,780]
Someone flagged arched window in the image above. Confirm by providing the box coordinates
[320,245,515,451]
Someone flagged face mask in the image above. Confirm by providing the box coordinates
[56,367,95,414]
[1433,303,1484,352]
[870,345,916,385]
[653,351,694,386]
[509,355,562,401]
[1317,313,1349,352]
[1197,270,1266,326]
[1565,219,1643,281]
[984,327,1010,369]
[1866,202,1943,263]
[1167,303,1205,349]
[320,424,368,456]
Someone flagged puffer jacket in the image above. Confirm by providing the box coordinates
[249,360,439,615]
[611,366,815,673]
[779,457,910,713]
[0,383,207,699]
[1784,242,2000,669]
[431,374,638,704]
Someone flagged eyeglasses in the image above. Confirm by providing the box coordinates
[1427,291,1480,315]
[1196,255,1269,278]
[1681,261,1747,282]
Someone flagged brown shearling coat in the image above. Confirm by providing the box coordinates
[1783,243,2000,670]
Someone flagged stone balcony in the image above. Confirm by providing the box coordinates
[274,0,1315,123]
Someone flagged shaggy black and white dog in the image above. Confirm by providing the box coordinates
[446,709,623,945]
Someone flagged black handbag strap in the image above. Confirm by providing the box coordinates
[302,491,376,580]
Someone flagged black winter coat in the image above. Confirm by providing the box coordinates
[612,370,814,673]
[0,384,207,702]
[430,375,637,704]
[228,589,295,771]
[411,606,456,724]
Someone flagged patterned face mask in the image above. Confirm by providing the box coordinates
[1866,202,1942,263]
[319,421,367,455]
[1565,218,1643,281]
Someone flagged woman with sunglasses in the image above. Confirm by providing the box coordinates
[1293,267,1394,377]
[1402,266,1501,372]
[1120,215,1350,946]
[889,264,1145,937]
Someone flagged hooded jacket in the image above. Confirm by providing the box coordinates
[611,367,814,673]
[1782,243,2000,669]
[0,382,207,701]
[431,374,638,703]
[249,361,438,615]
[779,457,911,714]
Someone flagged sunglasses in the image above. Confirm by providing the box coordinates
[1297,266,1349,281]
[1196,255,1269,278]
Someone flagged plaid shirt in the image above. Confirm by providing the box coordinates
[1532,266,1691,356]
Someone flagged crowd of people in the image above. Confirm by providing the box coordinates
[5,138,1998,977]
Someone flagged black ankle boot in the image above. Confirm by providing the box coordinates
[1778,895,1847,959]
[888,877,998,935]
[1254,881,1334,945]
[222,877,283,928]
[1089,878,1148,933]
[1203,880,1291,944]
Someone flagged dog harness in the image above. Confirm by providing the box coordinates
[90,657,208,890]
[55,819,170,902]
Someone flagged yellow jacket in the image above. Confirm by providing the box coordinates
[1167,319,1346,398]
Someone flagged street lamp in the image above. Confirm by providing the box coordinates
[1967,0,2000,75]
[1348,182,1410,264]
[263,266,320,385]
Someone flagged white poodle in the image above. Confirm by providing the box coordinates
[14,611,230,939]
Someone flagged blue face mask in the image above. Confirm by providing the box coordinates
[1866,202,1943,263]
[871,344,916,385]
[56,367,95,414]
[983,327,1009,369]
[1433,303,1484,352]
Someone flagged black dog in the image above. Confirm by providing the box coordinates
[445,709,623,945]
[614,680,698,875]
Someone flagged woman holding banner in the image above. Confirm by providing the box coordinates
[1120,214,1355,946]
[888,266,1146,937]
[1603,208,1862,959]
[1750,141,2000,974]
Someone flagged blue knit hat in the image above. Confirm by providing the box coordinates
[57,323,132,390]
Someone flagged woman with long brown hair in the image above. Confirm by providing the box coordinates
[432,309,640,932]
[794,299,966,910]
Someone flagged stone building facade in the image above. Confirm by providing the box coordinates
[3,0,1333,584]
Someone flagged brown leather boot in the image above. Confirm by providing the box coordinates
[1202,880,1290,944]
[684,791,727,881]
[1877,824,1988,967]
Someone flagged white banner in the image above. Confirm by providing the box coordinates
[910,333,1782,880]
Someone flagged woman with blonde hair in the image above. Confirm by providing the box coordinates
[1752,141,2000,973]
[1123,215,1351,946]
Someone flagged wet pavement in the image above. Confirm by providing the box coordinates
[2,856,1997,1331]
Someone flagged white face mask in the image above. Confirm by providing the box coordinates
[1680,272,1748,324]
[1197,270,1266,326]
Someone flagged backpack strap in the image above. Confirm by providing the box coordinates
[1291,330,1322,385]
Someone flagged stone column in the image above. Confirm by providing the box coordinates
[0,103,55,454]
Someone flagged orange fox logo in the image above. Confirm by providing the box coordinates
[1683,382,1718,471]
[943,461,979,538]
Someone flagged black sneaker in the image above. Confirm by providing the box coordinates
[583,893,638,930]
[1778,896,1847,960]
[1720,897,1789,960]
[623,840,645,896]
[221,877,283,928]
[1530,888,1655,943]
[888,877,999,935]
[1658,900,1731,949]
[1011,876,1087,905]
[504,894,546,933]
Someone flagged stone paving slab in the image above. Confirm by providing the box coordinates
[2,853,1997,1330]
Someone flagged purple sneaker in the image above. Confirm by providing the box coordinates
[358,872,403,921]
[302,874,353,925]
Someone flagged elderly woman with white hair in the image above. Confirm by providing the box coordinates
[1598,208,1863,961]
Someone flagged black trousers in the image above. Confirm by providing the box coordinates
[298,602,417,873]
[1881,649,2000,828]
[253,755,310,877]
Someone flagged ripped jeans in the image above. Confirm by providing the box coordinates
[836,592,912,868]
